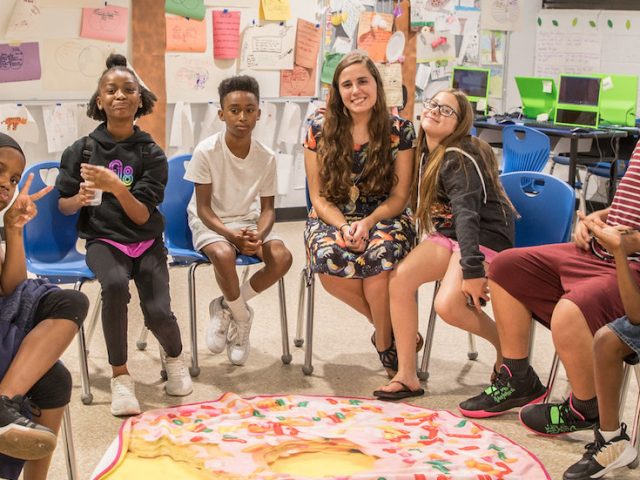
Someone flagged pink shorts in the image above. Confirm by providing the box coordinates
[424,232,499,263]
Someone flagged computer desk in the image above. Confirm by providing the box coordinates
[473,118,631,203]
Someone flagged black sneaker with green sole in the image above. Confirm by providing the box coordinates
[519,394,598,436]
[458,364,548,418]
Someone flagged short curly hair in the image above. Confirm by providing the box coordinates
[218,75,260,107]
[86,53,157,122]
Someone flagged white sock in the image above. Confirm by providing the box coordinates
[225,295,249,323]
[240,280,259,303]
[600,427,621,442]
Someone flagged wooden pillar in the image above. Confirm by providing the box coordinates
[132,0,167,149]
[397,0,416,119]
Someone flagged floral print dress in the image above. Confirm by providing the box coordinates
[303,115,416,279]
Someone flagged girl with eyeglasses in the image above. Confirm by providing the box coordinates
[374,88,514,400]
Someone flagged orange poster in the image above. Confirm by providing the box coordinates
[212,10,241,59]
[294,18,321,70]
[280,65,316,97]
[166,15,206,52]
[357,12,393,63]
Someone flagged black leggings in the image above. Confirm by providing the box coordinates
[27,289,89,409]
[86,239,182,366]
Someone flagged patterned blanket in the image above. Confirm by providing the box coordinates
[94,393,550,479]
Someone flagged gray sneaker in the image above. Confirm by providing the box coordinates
[205,296,232,354]
[0,395,57,460]
[226,304,254,366]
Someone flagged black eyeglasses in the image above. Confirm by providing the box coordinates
[423,99,460,119]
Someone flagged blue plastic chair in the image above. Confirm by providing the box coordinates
[501,125,551,174]
[417,172,575,382]
[500,171,575,246]
[136,154,291,373]
[19,161,99,405]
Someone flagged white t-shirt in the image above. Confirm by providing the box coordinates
[184,132,277,224]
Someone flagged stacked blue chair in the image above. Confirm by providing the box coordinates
[19,162,100,405]
[136,154,291,373]
[418,172,575,382]
[501,125,551,174]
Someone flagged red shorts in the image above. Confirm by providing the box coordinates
[488,242,640,335]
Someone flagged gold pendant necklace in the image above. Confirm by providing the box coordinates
[349,184,359,203]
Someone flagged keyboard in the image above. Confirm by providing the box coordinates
[524,121,591,131]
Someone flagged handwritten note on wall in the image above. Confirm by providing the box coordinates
[260,0,291,21]
[80,5,128,43]
[376,63,403,107]
[280,65,316,96]
[5,0,41,40]
[240,23,295,71]
[166,15,207,52]
[212,10,241,59]
[42,104,78,153]
[294,19,321,70]
[0,42,41,83]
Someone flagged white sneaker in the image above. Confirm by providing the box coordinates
[163,352,193,396]
[110,375,141,416]
[226,305,254,366]
[205,296,233,354]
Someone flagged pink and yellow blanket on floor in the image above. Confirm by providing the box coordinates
[94,393,550,479]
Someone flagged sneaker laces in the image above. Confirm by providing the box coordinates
[228,314,250,347]
[552,397,584,424]
[164,354,186,378]
[584,423,629,458]
[112,378,134,397]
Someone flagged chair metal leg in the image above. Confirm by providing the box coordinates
[77,325,93,405]
[277,278,292,364]
[302,267,315,376]
[187,262,201,377]
[83,295,102,355]
[73,281,93,405]
[418,281,439,381]
[467,334,478,360]
[543,352,561,403]
[294,268,307,348]
[619,363,632,421]
[136,324,149,350]
[631,365,640,450]
[61,404,78,480]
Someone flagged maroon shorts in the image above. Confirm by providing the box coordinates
[488,242,640,335]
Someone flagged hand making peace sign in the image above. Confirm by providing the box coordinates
[3,173,52,231]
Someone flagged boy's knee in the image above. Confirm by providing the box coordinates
[593,325,625,359]
[274,246,293,273]
[205,242,236,266]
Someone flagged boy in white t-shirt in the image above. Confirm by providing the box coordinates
[184,76,292,366]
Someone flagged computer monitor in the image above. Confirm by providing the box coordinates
[598,74,638,127]
[554,75,602,128]
[451,67,490,115]
[515,76,557,119]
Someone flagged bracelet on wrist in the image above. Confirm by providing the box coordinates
[338,222,349,233]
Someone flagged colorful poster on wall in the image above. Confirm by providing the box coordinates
[165,0,205,21]
[166,14,207,52]
[165,53,216,103]
[357,12,393,62]
[80,6,129,43]
[480,30,505,65]
[0,42,41,83]
[212,10,241,59]
[0,104,39,144]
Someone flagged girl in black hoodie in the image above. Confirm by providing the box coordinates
[56,54,192,416]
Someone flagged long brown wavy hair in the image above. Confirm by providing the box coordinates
[317,52,394,204]
[413,88,509,234]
